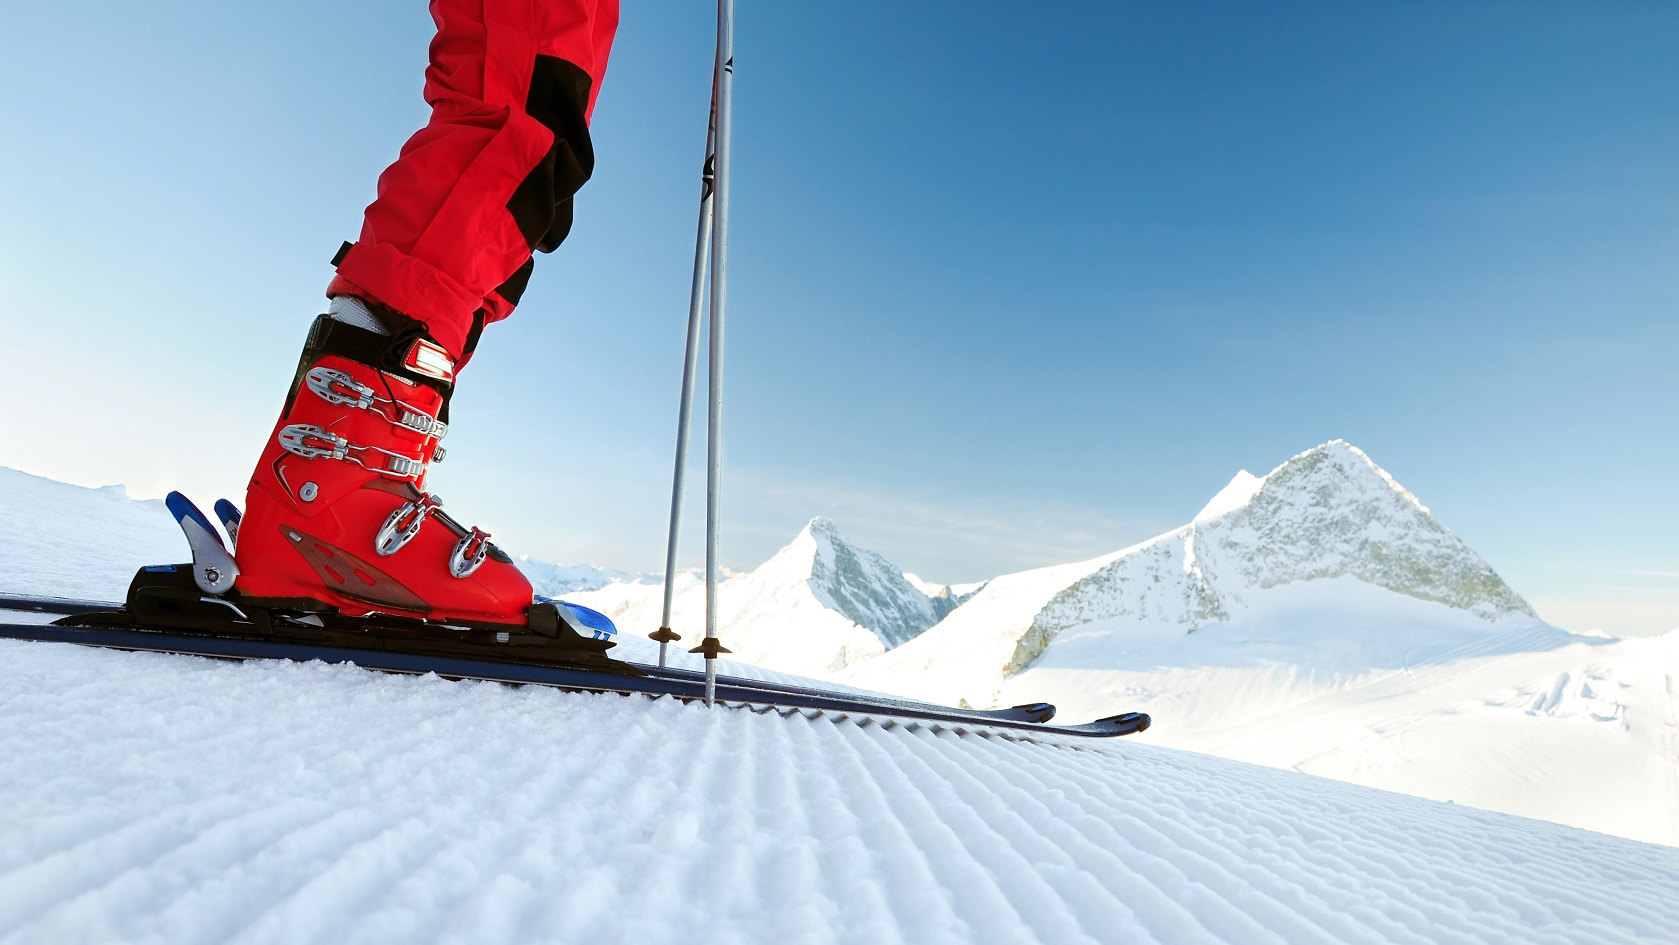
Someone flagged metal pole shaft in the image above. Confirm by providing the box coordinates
[654,78,719,670]
[703,0,735,706]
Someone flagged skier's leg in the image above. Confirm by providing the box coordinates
[328,0,619,361]
[233,0,619,623]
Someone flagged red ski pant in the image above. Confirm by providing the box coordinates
[330,0,619,361]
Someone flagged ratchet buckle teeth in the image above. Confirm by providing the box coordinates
[399,410,446,438]
[383,455,424,478]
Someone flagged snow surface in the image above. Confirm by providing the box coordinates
[999,582,1679,847]
[901,572,944,598]
[1,640,1676,945]
[0,467,181,601]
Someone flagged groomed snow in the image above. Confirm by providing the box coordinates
[1,640,1675,945]
[995,579,1679,847]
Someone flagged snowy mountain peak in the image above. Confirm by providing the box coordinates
[1195,470,1263,522]
[767,517,943,649]
[1196,441,1426,526]
[847,441,1543,705]
[1206,440,1526,613]
[803,515,839,535]
[1261,438,1430,515]
[1015,440,1535,671]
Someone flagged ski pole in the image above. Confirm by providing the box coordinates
[651,62,719,670]
[694,0,736,706]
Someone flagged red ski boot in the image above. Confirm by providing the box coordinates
[233,308,534,625]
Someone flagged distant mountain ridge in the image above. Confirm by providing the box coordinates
[1005,440,1534,673]
[515,558,660,597]
[547,442,1539,684]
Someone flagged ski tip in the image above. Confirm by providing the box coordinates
[1010,701,1057,723]
[1097,711,1151,734]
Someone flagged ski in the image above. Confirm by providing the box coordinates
[0,592,1061,725]
[0,594,1147,739]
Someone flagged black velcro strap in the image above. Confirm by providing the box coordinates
[331,241,354,267]
[301,315,453,397]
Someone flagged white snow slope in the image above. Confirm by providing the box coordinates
[0,467,181,601]
[1,640,1675,945]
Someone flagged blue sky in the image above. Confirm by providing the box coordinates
[1,2,1674,632]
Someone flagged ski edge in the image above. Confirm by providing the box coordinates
[0,593,122,616]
